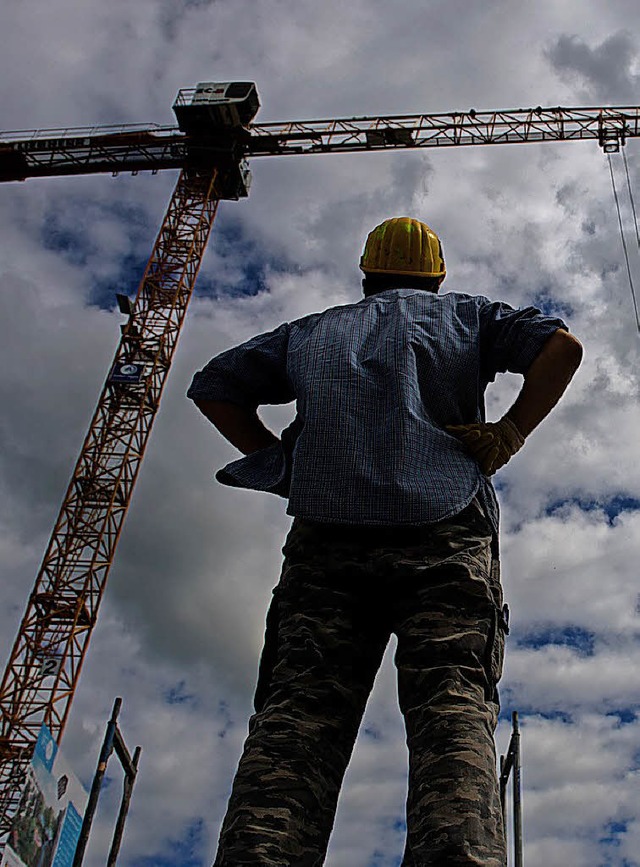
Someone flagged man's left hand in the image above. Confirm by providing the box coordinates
[447,416,525,475]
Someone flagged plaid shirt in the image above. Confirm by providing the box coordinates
[187,289,566,533]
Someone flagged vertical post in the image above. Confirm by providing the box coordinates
[73,697,141,866]
[499,710,525,866]
[73,698,121,866]
[499,754,507,832]
[512,711,523,867]
[107,744,141,866]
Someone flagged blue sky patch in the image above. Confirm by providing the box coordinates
[497,700,516,723]
[131,818,205,867]
[515,624,596,656]
[94,252,150,310]
[547,495,640,525]
[499,706,574,726]
[164,680,195,706]
[201,256,269,300]
[41,220,91,268]
[40,194,297,313]
[531,291,574,321]
[202,215,293,299]
[607,709,637,727]
[537,709,574,724]
[599,818,628,848]
[41,197,156,310]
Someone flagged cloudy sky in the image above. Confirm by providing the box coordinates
[2,1,640,865]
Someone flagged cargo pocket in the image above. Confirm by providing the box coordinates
[484,559,508,706]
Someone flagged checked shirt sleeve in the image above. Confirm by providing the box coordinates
[478,299,568,381]
[187,323,295,409]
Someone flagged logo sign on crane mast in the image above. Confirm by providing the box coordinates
[109,362,144,384]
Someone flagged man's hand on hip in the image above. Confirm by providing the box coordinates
[447,416,525,475]
[449,328,583,475]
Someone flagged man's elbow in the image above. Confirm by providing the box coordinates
[522,328,583,387]
[192,398,230,425]
[193,397,214,412]
[555,328,584,370]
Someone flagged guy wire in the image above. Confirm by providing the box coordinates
[608,152,640,334]
[622,146,640,252]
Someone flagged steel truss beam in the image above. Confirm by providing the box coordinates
[0,167,220,833]
[1,105,639,182]
[247,104,638,155]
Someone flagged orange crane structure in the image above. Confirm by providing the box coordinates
[0,83,638,834]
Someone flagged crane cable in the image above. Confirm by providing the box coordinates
[622,146,640,253]
[607,151,640,333]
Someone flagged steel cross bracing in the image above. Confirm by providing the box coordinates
[0,167,220,833]
[0,104,639,181]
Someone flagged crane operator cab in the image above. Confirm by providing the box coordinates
[173,82,260,134]
[173,81,259,200]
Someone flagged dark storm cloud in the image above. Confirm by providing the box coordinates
[546,31,640,104]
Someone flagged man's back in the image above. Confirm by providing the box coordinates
[191,287,566,529]
[287,289,492,523]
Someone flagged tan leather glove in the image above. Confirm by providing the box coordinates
[447,416,525,475]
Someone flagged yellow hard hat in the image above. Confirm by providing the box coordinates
[360,217,446,278]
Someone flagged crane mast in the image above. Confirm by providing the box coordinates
[0,166,226,831]
[0,83,636,836]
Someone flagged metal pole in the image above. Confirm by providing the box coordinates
[107,744,141,866]
[499,753,507,835]
[512,711,523,867]
[73,698,121,866]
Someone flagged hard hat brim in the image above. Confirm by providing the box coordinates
[360,264,446,278]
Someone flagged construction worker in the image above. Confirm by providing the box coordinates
[188,217,583,866]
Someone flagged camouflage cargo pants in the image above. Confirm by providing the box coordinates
[213,500,508,866]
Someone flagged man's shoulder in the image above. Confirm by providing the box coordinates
[288,296,370,330]
[287,288,499,331]
[439,289,494,306]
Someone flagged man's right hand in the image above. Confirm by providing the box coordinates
[193,399,279,455]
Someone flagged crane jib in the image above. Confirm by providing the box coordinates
[0,105,638,183]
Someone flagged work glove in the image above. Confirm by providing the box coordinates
[447,416,525,476]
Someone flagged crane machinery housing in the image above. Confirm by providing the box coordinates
[0,80,638,838]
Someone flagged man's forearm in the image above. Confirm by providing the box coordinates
[506,329,583,437]
[194,399,279,455]
[447,328,583,475]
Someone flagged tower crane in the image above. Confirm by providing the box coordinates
[0,82,638,835]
